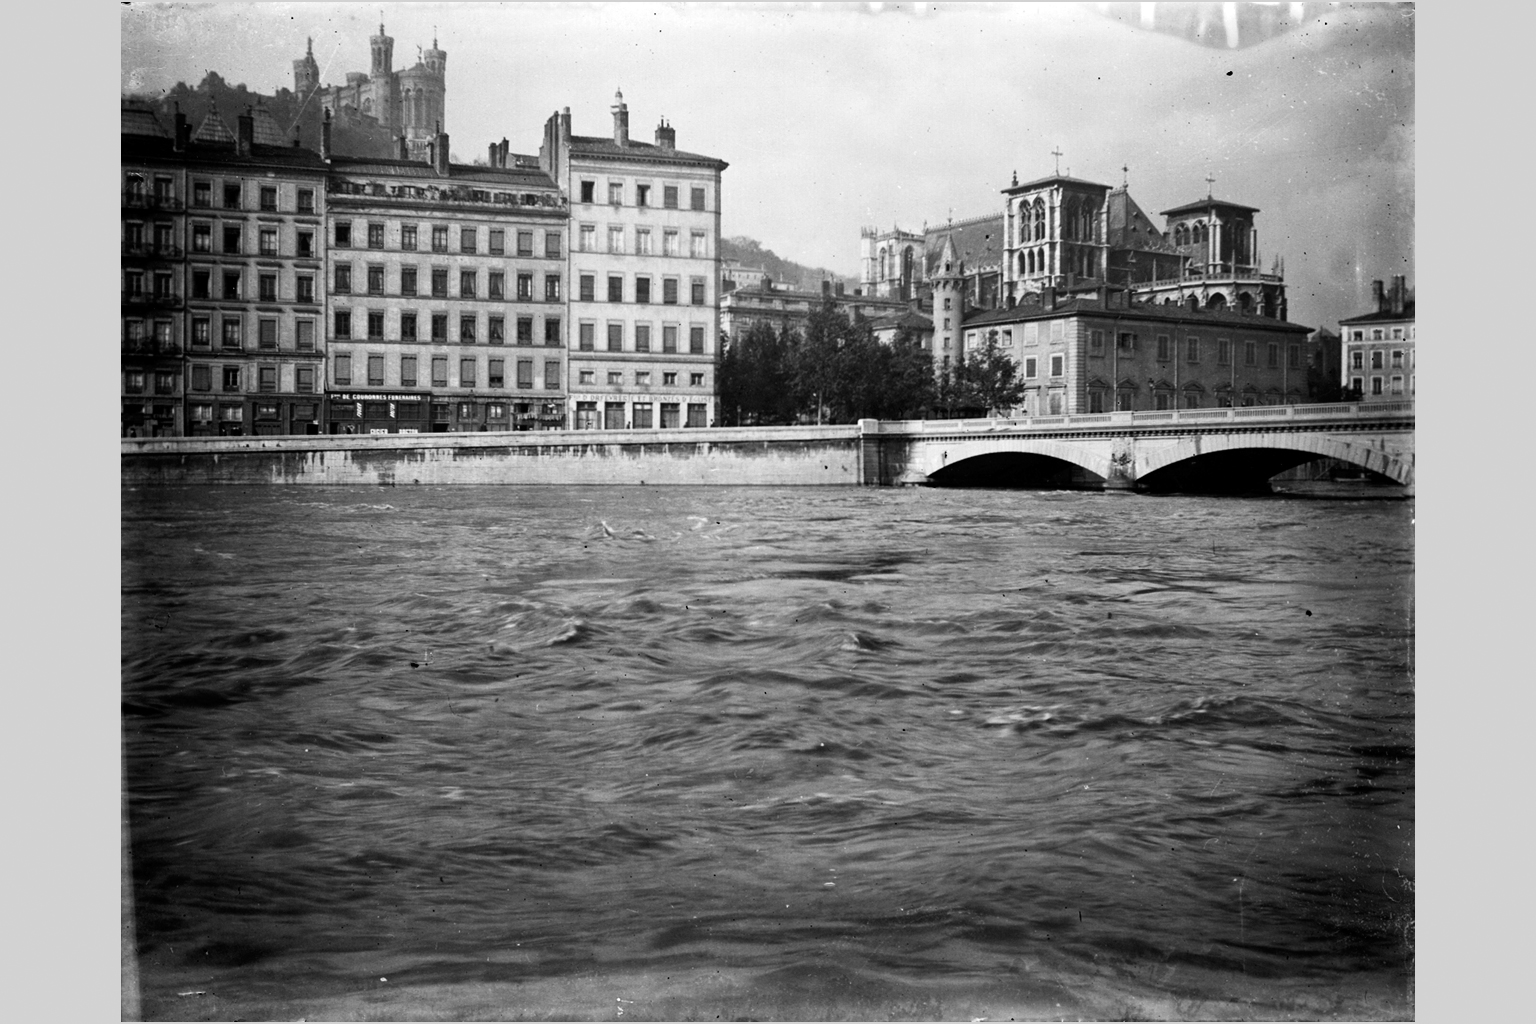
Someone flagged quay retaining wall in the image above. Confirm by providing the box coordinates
[121,426,872,487]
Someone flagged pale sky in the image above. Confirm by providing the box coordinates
[121,2,1414,334]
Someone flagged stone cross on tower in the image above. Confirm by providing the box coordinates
[1205,172,1216,197]
[1052,147,1063,175]
[1122,164,1129,187]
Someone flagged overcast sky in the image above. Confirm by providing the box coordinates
[121,2,1413,334]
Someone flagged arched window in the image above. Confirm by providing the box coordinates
[1032,200,1046,241]
[878,248,888,282]
[1205,293,1227,311]
[901,247,914,294]
[1237,292,1253,314]
[1186,295,1199,311]
[1027,250,1035,275]
[1063,199,1078,241]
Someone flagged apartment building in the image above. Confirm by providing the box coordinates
[325,128,568,433]
[1339,276,1414,402]
[540,92,728,429]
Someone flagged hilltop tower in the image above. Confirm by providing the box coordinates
[292,37,319,95]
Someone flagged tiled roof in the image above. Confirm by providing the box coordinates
[121,104,169,138]
[251,103,287,147]
[960,296,1311,334]
[1005,173,1112,194]
[192,102,235,143]
[1338,304,1414,325]
[120,131,329,172]
[567,134,727,170]
[1107,188,1179,253]
[923,215,1003,276]
[1160,197,1261,217]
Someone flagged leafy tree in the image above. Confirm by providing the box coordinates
[963,330,1027,415]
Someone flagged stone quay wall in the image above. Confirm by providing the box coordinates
[121,426,871,487]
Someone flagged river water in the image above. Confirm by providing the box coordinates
[121,485,1414,1021]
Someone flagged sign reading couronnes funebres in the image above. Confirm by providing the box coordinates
[329,392,429,403]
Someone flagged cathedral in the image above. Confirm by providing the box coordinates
[860,167,1287,322]
[292,23,446,161]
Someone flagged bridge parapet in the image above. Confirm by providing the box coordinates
[866,401,1413,437]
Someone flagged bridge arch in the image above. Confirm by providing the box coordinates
[1138,431,1414,491]
[921,436,1111,488]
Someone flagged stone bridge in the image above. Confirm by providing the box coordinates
[860,401,1414,494]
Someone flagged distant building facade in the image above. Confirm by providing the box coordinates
[719,280,910,343]
[1339,276,1414,402]
[323,126,569,434]
[961,288,1314,416]
[294,23,446,161]
[540,92,728,429]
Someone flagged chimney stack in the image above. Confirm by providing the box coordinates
[822,279,832,298]
[488,141,497,166]
[611,89,629,146]
[1371,279,1385,313]
[1390,275,1405,315]
[1043,283,1056,309]
[236,108,254,157]
[433,124,450,176]
[835,282,845,297]
[560,107,571,144]
[655,118,675,151]
[173,104,189,152]
[499,138,510,168]
[320,109,332,161]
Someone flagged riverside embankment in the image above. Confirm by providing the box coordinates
[120,424,873,487]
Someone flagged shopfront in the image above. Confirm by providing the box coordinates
[328,391,433,435]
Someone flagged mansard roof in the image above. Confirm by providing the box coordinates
[1338,303,1415,325]
[868,308,934,333]
[567,134,728,171]
[120,131,330,174]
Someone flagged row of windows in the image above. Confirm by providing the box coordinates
[185,316,319,351]
[188,267,319,304]
[188,223,319,259]
[576,224,708,257]
[1350,375,1414,396]
[333,265,562,302]
[578,180,708,212]
[575,322,709,354]
[333,310,563,346]
[334,221,562,258]
[576,273,706,305]
[574,369,707,388]
[332,401,560,424]
[574,401,710,430]
[122,270,177,299]
[126,175,320,215]
[122,371,180,395]
[334,354,560,390]
[182,364,319,394]
[1349,326,1413,341]
[1085,330,1299,368]
[1349,349,1412,370]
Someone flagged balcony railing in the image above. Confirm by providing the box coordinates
[123,191,182,211]
[874,401,1414,435]
[121,292,184,309]
[328,180,568,210]
[122,339,183,357]
[122,241,184,260]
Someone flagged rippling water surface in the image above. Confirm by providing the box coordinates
[122,485,1413,1020]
